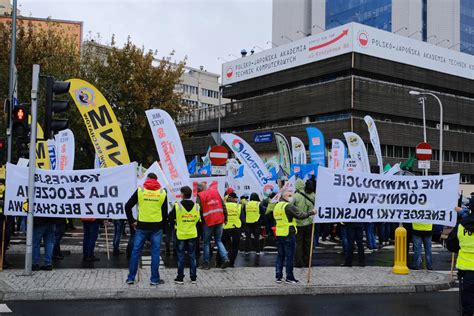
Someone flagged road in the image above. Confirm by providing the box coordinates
[1,292,460,316]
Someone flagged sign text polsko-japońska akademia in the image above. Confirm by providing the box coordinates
[4,163,136,219]
[314,167,460,227]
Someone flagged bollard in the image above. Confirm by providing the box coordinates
[392,225,409,275]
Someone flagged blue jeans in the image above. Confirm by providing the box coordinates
[127,229,163,283]
[378,223,391,243]
[33,223,55,266]
[413,234,432,269]
[345,224,365,266]
[275,234,296,280]
[113,220,125,252]
[177,238,197,279]
[365,223,377,249]
[202,223,228,264]
[83,221,100,258]
[340,224,349,254]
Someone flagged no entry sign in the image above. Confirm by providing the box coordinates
[209,145,228,166]
[416,142,432,161]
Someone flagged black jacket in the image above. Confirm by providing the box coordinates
[447,212,474,254]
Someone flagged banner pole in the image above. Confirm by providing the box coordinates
[104,221,110,260]
[0,219,6,271]
[450,252,455,282]
[307,222,316,284]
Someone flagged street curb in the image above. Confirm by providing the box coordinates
[0,277,452,301]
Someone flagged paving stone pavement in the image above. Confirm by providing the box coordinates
[0,266,452,301]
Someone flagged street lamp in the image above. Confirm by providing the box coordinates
[408,30,421,38]
[296,30,310,37]
[427,35,437,42]
[281,35,293,42]
[435,39,449,46]
[394,26,407,34]
[312,24,325,32]
[266,41,277,47]
[409,90,444,175]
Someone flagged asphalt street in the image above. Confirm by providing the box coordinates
[2,292,460,316]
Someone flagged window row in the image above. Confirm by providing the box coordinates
[201,88,219,99]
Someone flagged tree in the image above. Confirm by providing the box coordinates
[0,17,186,168]
[78,37,186,167]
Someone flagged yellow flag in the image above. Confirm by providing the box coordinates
[67,79,130,167]
[27,115,50,169]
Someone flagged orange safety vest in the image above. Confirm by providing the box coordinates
[198,189,225,227]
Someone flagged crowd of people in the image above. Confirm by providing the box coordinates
[0,174,470,290]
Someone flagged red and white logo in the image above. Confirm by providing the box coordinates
[357,31,369,48]
[226,67,233,78]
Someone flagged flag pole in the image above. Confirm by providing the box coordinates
[307,222,316,284]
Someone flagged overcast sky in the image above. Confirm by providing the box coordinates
[18,0,272,78]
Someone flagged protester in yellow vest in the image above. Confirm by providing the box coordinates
[244,193,263,255]
[268,190,315,284]
[169,186,200,284]
[411,222,433,270]
[125,173,168,286]
[447,204,474,315]
[219,192,244,267]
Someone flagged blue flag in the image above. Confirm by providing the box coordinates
[306,127,326,167]
[235,165,244,179]
[198,164,211,176]
[187,157,197,174]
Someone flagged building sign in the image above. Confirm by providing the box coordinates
[253,132,274,143]
[222,22,474,85]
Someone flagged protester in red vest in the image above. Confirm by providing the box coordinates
[197,183,230,269]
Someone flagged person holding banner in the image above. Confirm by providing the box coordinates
[270,190,315,284]
[343,222,366,267]
[411,223,433,270]
[290,179,315,268]
[32,217,57,271]
[169,186,200,284]
[125,173,168,285]
[197,183,230,270]
[447,204,474,316]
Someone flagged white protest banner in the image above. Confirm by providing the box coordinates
[329,139,346,171]
[314,167,460,226]
[191,176,226,199]
[385,163,401,176]
[344,158,362,173]
[146,109,192,203]
[4,163,137,219]
[291,137,307,165]
[364,116,383,174]
[344,132,370,173]
[226,159,263,199]
[55,129,75,171]
[221,133,273,186]
[137,161,169,189]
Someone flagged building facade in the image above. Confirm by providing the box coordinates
[179,23,474,183]
[273,0,473,55]
[177,66,229,109]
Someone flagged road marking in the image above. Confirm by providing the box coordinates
[0,304,12,313]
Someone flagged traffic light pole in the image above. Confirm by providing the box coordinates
[24,65,39,276]
[7,0,18,164]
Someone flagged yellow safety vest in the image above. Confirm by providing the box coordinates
[412,223,433,231]
[137,188,166,223]
[457,224,474,271]
[175,202,200,240]
[246,201,260,224]
[224,202,241,229]
[273,202,297,237]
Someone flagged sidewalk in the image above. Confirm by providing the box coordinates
[0,266,452,301]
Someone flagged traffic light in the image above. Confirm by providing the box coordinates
[12,104,29,138]
[16,137,29,159]
[44,76,70,139]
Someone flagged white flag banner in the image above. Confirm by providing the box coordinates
[226,159,264,199]
[191,176,226,199]
[364,116,383,174]
[137,161,170,189]
[344,132,370,173]
[314,167,460,226]
[4,162,137,219]
[291,137,307,164]
[146,109,192,203]
[55,129,75,171]
[385,163,401,176]
[47,140,57,171]
[329,139,346,171]
[344,158,363,173]
[221,133,274,188]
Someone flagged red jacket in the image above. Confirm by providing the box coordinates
[198,189,225,227]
